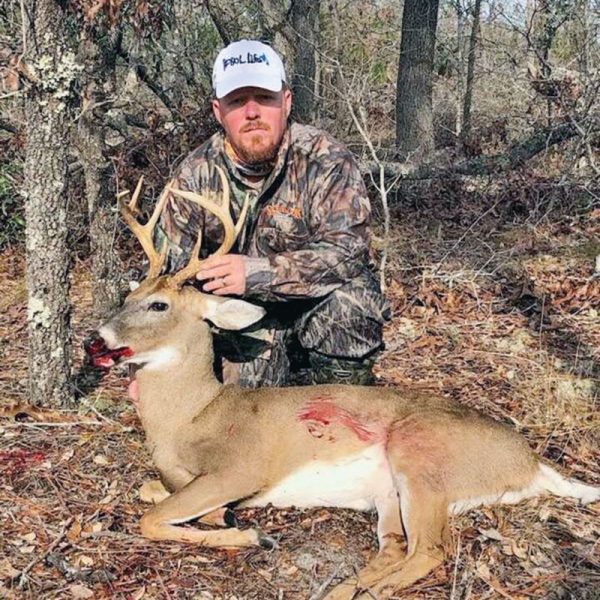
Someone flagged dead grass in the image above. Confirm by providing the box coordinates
[0,178,599,599]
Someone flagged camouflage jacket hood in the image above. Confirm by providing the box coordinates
[160,122,383,305]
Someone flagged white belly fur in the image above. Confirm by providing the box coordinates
[242,444,393,511]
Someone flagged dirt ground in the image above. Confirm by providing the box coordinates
[1,174,599,599]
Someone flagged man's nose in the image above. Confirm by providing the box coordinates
[244,99,260,119]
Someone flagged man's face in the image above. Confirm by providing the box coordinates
[212,86,292,164]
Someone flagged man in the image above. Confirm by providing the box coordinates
[158,39,389,387]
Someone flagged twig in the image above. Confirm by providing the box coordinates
[450,530,462,600]
[16,517,73,589]
[0,91,23,100]
[432,197,503,275]
[340,80,399,292]
[309,565,343,600]
[3,421,105,428]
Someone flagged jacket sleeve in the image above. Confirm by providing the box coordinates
[244,155,372,302]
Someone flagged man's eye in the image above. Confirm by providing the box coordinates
[148,302,169,312]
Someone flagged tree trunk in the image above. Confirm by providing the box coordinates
[78,36,122,319]
[571,0,590,74]
[455,1,467,140]
[395,0,440,162]
[461,0,482,144]
[22,0,78,406]
[79,121,122,318]
[288,0,320,123]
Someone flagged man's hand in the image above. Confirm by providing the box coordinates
[196,254,246,295]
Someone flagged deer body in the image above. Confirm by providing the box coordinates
[92,284,599,600]
[89,178,599,599]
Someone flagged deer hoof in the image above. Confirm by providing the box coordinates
[257,530,278,550]
[223,508,238,528]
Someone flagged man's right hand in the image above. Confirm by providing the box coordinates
[196,253,247,295]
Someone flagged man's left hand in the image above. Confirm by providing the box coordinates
[196,254,246,296]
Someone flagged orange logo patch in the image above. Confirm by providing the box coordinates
[265,204,302,219]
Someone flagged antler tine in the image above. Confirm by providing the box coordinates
[117,178,169,280]
[168,231,204,288]
[167,166,249,288]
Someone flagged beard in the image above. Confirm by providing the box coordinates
[234,122,280,164]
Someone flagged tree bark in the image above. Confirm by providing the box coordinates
[22,0,78,406]
[461,0,482,143]
[455,1,467,140]
[395,0,440,162]
[288,0,320,123]
[78,35,122,319]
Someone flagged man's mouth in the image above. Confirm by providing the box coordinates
[84,335,134,369]
[241,123,269,133]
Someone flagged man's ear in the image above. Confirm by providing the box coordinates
[283,88,292,120]
[203,297,266,330]
[212,99,223,126]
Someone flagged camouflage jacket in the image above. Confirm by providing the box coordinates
[160,122,382,305]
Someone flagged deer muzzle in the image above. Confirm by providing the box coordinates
[84,331,134,369]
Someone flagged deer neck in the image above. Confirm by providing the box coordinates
[134,336,222,438]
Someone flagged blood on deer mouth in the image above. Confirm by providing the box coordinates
[84,334,134,369]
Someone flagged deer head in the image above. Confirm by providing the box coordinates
[85,167,264,370]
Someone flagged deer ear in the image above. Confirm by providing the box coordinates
[204,298,266,330]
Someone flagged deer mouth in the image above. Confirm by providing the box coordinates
[84,334,134,369]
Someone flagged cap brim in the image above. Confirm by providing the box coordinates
[215,73,283,99]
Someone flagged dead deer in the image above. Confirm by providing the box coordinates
[86,168,600,599]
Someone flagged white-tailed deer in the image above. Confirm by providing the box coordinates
[86,170,600,599]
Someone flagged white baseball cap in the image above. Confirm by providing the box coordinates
[212,40,287,99]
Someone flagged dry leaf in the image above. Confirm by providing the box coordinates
[83,522,103,535]
[76,555,94,567]
[501,541,513,556]
[69,584,94,599]
[185,555,214,564]
[20,532,36,543]
[512,541,528,559]
[131,587,146,600]
[67,520,83,542]
[61,449,75,462]
[476,562,491,580]
[93,454,109,466]
[479,527,503,541]
[99,493,115,505]
[0,558,20,579]
[19,545,35,554]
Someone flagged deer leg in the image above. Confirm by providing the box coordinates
[355,485,449,599]
[139,479,236,528]
[139,473,273,548]
[323,491,405,600]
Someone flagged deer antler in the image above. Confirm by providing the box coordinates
[117,177,170,279]
[168,166,249,288]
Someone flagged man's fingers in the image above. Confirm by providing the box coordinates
[202,279,223,292]
[199,255,230,269]
[212,285,239,296]
[196,265,231,281]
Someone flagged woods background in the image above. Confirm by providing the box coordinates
[0,1,599,599]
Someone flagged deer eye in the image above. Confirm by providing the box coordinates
[148,302,169,312]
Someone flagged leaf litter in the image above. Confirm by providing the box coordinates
[1,178,599,599]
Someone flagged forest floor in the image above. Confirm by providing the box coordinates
[0,172,599,600]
